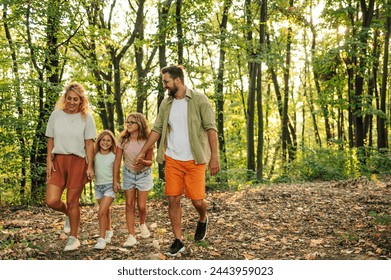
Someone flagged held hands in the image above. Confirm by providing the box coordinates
[86,167,95,181]
[113,182,121,193]
[134,152,146,166]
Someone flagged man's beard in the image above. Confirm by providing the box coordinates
[168,86,178,97]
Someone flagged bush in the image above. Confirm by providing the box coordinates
[277,147,352,182]
[364,148,391,175]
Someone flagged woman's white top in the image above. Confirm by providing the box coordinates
[45,109,97,158]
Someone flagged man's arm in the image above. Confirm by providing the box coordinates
[207,129,220,176]
[135,130,161,164]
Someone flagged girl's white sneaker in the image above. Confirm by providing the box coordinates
[94,237,106,250]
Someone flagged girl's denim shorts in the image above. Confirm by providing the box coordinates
[94,183,116,199]
[122,167,153,192]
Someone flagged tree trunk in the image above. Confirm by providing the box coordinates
[256,0,268,181]
[353,0,375,149]
[157,0,173,180]
[3,6,27,204]
[245,0,255,173]
[215,0,232,177]
[176,0,184,64]
[378,2,390,149]
[28,1,62,204]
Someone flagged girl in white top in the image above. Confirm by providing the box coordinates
[113,112,154,247]
[93,130,117,250]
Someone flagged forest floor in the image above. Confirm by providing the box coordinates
[1,176,390,260]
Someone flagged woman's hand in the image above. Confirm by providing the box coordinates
[46,160,56,181]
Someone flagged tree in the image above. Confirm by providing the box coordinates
[378,0,391,149]
[2,2,28,204]
[214,0,232,178]
[2,0,391,205]
[27,0,67,203]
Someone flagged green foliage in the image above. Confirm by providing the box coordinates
[206,168,260,192]
[369,211,390,226]
[360,148,391,175]
[195,240,210,248]
[275,147,353,182]
[338,231,359,244]
[1,0,391,207]
[149,178,165,199]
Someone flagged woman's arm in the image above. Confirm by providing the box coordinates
[46,137,55,180]
[85,139,95,180]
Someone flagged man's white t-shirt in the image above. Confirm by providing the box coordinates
[45,109,97,158]
[166,98,194,161]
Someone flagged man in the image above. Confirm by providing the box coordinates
[135,65,220,256]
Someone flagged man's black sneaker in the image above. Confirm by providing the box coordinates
[194,216,208,242]
[165,239,185,257]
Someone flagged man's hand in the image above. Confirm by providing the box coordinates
[208,156,220,176]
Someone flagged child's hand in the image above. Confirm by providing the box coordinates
[134,152,145,165]
[133,162,144,169]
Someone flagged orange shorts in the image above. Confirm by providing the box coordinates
[47,154,89,189]
[164,155,206,200]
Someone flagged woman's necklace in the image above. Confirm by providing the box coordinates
[64,110,79,123]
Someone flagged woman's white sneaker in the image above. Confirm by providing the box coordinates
[105,230,114,243]
[123,234,137,247]
[63,216,71,234]
[63,236,80,251]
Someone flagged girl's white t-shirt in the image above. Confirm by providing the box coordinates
[45,109,97,158]
[166,98,193,161]
[94,152,115,185]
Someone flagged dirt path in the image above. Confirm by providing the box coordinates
[1,177,390,260]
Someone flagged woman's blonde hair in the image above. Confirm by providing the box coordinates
[56,82,90,119]
[95,130,117,154]
[119,112,151,146]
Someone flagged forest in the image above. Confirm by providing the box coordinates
[1,0,391,261]
[1,0,391,205]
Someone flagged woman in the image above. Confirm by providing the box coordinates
[45,82,97,251]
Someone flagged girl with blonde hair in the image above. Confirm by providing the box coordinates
[93,130,117,250]
[113,112,154,247]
